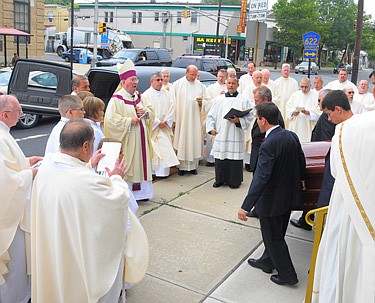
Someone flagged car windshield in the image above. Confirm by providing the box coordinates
[113,50,138,60]
[299,62,308,66]
[0,72,11,85]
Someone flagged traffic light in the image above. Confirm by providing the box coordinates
[182,10,191,19]
[99,22,107,34]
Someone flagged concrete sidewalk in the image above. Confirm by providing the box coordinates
[126,164,314,303]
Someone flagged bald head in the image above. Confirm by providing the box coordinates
[186,65,199,82]
[0,95,23,127]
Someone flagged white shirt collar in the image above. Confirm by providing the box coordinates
[265,125,280,138]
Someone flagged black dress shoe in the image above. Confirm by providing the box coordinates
[190,169,198,175]
[245,164,252,172]
[247,258,274,274]
[178,169,185,176]
[206,162,215,167]
[213,182,223,188]
[270,274,298,286]
[246,209,259,218]
[290,218,312,231]
[229,184,239,189]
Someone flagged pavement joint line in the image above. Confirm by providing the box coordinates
[286,233,314,244]
[141,272,209,297]
[15,133,49,142]
[199,239,264,303]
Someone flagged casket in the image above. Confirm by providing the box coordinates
[297,141,332,211]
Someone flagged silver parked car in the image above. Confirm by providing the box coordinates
[295,61,319,75]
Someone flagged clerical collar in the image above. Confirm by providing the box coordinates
[225,91,239,97]
[124,90,137,99]
[151,87,162,96]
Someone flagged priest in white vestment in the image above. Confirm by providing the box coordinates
[286,77,319,143]
[206,76,252,189]
[324,68,358,92]
[104,59,155,200]
[142,72,179,177]
[312,75,324,93]
[161,68,173,92]
[45,95,85,154]
[173,65,207,175]
[32,120,148,303]
[238,61,255,93]
[312,111,375,303]
[203,69,228,166]
[0,95,42,303]
[354,79,375,111]
[261,69,275,94]
[273,63,299,123]
[343,87,364,114]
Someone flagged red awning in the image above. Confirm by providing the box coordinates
[0,28,31,36]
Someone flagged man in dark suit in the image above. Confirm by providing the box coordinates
[246,86,285,219]
[290,88,335,230]
[238,102,306,286]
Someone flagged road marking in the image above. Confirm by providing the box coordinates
[15,134,49,142]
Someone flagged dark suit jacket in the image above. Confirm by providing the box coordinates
[242,127,306,217]
[311,112,335,142]
[249,111,285,172]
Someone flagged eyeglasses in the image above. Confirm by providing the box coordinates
[153,79,163,82]
[67,107,85,113]
[4,109,23,115]
[300,86,309,89]
[347,91,355,94]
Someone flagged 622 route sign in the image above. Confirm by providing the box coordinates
[302,31,320,50]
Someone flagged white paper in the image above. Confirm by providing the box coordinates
[97,142,122,173]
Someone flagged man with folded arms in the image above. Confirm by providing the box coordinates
[206,76,252,189]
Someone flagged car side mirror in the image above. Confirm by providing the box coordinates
[235,67,240,72]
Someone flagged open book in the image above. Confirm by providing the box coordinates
[97,142,122,176]
[224,108,252,119]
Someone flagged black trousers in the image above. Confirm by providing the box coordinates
[259,212,297,281]
[214,158,243,187]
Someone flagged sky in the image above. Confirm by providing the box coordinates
[266,0,375,20]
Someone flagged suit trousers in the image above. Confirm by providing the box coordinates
[259,213,297,281]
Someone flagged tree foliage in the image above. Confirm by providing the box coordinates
[45,0,71,6]
[272,0,359,61]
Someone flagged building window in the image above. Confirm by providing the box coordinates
[104,12,108,23]
[14,0,30,43]
[132,12,136,24]
[47,11,53,23]
[154,12,159,21]
[177,11,182,24]
[191,11,198,24]
[183,36,188,41]
[138,12,142,24]
[110,12,113,23]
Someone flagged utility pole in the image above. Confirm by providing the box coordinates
[70,0,74,70]
[92,0,98,67]
[351,0,363,85]
[214,0,222,55]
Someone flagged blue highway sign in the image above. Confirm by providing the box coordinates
[303,49,317,60]
[302,31,320,50]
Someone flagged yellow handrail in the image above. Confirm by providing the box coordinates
[304,206,329,303]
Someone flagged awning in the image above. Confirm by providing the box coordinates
[0,28,32,66]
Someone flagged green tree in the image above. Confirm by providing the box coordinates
[272,0,320,62]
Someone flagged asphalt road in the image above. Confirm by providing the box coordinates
[10,65,373,158]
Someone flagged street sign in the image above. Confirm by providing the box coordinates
[249,0,268,12]
[100,32,109,49]
[249,12,267,21]
[303,49,317,60]
[302,31,320,50]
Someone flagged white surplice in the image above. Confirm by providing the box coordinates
[44,117,69,155]
[173,77,207,170]
[324,79,358,92]
[32,152,146,303]
[0,122,32,303]
[142,87,179,176]
[273,76,299,123]
[354,92,375,111]
[312,112,375,303]
[206,93,253,160]
[238,73,253,94]
[286,90,318,143]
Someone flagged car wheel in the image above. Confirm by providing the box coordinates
[295,71,298,74]
[65,57,70,62]
[16,114,41,129]
[57,46,65,57]
[315,70,319,75]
